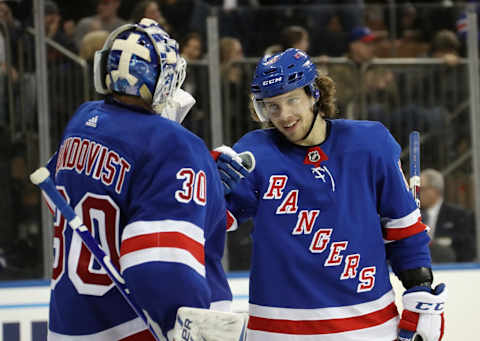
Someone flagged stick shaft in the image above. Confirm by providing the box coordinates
[409,131,421,208]
[409,132,424,341]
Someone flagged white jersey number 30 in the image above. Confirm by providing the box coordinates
[175,168,207,206]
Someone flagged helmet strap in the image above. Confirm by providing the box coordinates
[298,100,319,143]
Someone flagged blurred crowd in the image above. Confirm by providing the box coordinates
[0,0,478,278]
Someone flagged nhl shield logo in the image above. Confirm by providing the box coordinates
[308,150,321,163]
[303,146,328,168]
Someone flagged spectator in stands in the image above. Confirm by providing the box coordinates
[280,25,310,52]
[79,30,109,62]
[44,0,77,62]
[264,25,310,57]
[347,26,376,64]
[79,30,109,99]
[420,168,477,263]
[325,26,396,119]
[181,32,203,62]
[44,1,60,38]
[382,4,429,58]
[0,0,21,66]
[130,0,171,32]
[220,37,252,143]
[179,32,207,135]
[363,66,399,122]
[0,0,21,126]
[306,0,364,56]
[430,29,462,66]
[220,37,244,85]
[401,29,468,168]
[433,29,471,159]
[180,32,204,107]
[313,0,364,32]
[426,29,465,135]
[159,0,195,41]
[364,4,386,32]
[0,0,21,35]
[74,0,126,50]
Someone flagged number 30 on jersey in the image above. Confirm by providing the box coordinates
[175,168,207,206]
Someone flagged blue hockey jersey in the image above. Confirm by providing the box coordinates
[227,119,431,341]
[44,99,232,340]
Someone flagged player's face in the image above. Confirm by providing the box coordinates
[263,88,315,143]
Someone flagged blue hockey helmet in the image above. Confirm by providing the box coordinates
[251,48,319,121]
[94,18,186,115]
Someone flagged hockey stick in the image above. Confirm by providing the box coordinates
[30,167,164,341]
[408,131,424,341]
[409,131,421,208]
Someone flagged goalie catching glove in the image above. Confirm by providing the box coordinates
[211,145,255,195]
[398,283,447,341]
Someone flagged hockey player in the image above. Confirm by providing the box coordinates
[216,48,447,341]
[44,19,232,340]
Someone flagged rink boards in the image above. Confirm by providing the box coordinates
[0,265,478,341]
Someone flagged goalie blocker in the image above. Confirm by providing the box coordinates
[172,307,247,341]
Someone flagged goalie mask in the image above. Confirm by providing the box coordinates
[94,18,191,121]
[250,48,319,122]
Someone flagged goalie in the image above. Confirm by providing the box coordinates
[43,18,234,340]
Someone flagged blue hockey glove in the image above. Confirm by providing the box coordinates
[211,145,255,195]
[398,283,447,341]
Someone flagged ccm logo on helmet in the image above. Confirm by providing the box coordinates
[262,77,283,86]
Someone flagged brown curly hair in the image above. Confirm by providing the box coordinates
[249,73,337,125]
[314,74,337,118]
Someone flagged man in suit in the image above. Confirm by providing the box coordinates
[420,168,477,263]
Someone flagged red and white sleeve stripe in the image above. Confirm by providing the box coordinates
[120,220,206,277]
[382,209,427,241]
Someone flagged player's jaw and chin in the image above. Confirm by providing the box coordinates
[270,103,317,144]
[273,110,318,145]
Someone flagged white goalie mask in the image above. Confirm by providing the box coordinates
[93,18,194,122]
